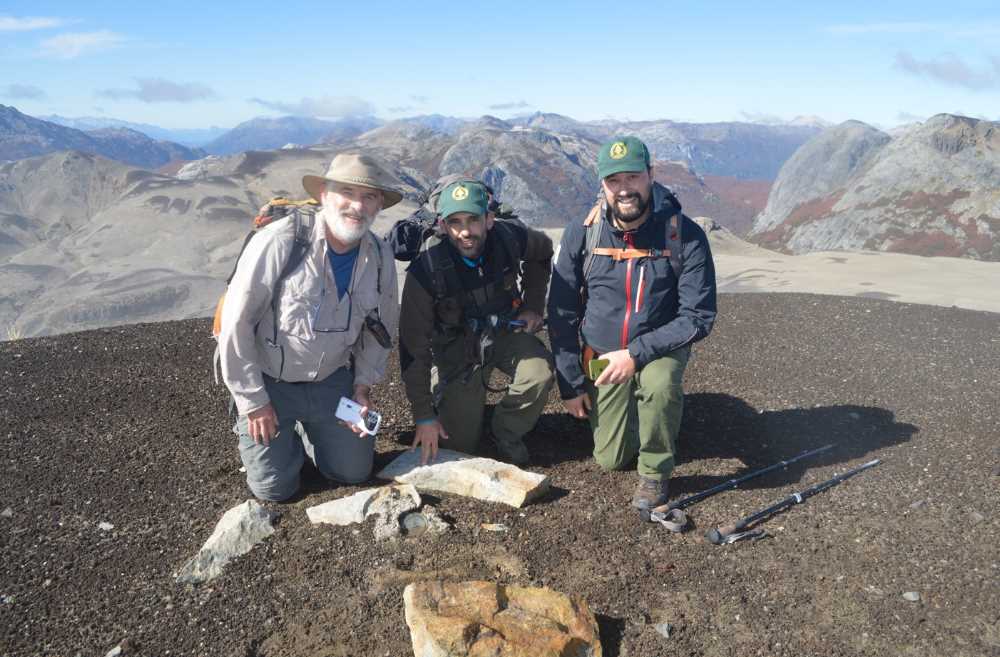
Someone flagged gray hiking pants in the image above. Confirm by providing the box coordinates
[234,367,374,501]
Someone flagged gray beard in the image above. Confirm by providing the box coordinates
[323,207,372,245]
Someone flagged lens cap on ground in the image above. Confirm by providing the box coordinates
[401,512,428,536]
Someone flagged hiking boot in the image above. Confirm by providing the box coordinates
[493,434,530,467]
[631,475,669,510]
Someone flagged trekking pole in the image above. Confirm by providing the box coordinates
[644,443,834,532]
[705,458,881,545]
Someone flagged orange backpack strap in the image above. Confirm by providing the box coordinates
[592,247,671,261]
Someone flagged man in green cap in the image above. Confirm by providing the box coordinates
[547,136,717,510]
[399,179,554,465]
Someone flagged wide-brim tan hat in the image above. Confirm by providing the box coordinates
[302,152,403,208]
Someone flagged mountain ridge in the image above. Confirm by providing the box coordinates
[749,113,1000,260]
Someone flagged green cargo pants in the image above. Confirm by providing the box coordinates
[433,331,554,454]
[585,345,690,480]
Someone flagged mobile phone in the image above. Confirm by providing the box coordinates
[588,358,610,381]
[335,397,382,436]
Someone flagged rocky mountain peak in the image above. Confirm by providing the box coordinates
[749,115,1000,260]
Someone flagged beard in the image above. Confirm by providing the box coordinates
[450,233,486,259]
[610,191,649,223]
[324,205,374,245]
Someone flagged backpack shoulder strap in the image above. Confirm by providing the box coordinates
[667,212,683,280]
[491,220,525,303]
[270,208,315,344]
[581,201,605,282]
[419,233,456,301]
[492,220,520,268]
[367,230,384,295]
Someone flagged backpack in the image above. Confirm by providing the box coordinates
[580,183,684,284]
[211,198,318,338]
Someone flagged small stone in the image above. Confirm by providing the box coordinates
[903,591,921,602]
[480,523,509,532]
[1,594,13,604]
[43,579,52,587]
[98,521,114,531]
[991,465,1000,477]
[653,622,672,639]
[174,500,277,585]
[909,499,927,510]
[970,511,985,525]
[104,646,123,657]
[239,466,246,473]
[0,507,12,518]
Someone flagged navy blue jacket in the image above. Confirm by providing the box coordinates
[547,183,717,399]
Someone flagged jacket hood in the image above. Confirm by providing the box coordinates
[651,181,682,215]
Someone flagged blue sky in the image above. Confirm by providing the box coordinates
[2,1,999,129]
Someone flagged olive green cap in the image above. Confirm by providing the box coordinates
[437,181,489,219]
[597,136,651,179]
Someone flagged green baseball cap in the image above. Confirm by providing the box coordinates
[597,136,651,179]
[437,181,489,219]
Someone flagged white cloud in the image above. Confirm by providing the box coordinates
[98,78,216,103]
[895,51,1000,90]
[39,30,125,59]
[0,16,65,31]
[488,100,531,110]
[249,95,374,118]
[2,84,46,99]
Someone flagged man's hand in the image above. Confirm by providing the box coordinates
[342,385,375,438]
[247,403,278,445]
[563,393,591,419]
[594,349,636,386]
[411,420,449,465]
[514,309,543,333]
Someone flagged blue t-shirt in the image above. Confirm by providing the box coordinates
[327,246,359,299]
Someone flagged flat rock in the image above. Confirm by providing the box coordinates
[377,449,550,508]
[903,591,921,602]
[403,580,602,657]
[306,484,421,540]
[174,500,276,585]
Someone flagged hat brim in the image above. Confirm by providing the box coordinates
[302,175,403,209]
[599,161,649,180]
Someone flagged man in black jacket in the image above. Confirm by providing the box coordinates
[547,136,717,510]
[400,180,554,466]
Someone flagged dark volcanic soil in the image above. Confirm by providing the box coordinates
[1,293,998,657]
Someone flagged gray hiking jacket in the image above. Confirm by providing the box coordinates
[218,214,399,415]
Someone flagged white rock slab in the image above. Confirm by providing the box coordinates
[377,449,550,508]
[306,484,421,540]
[175,500,276,585]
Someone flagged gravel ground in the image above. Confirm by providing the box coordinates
[1,293,998,657]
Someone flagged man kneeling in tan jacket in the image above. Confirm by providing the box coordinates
[218,153,400,501]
